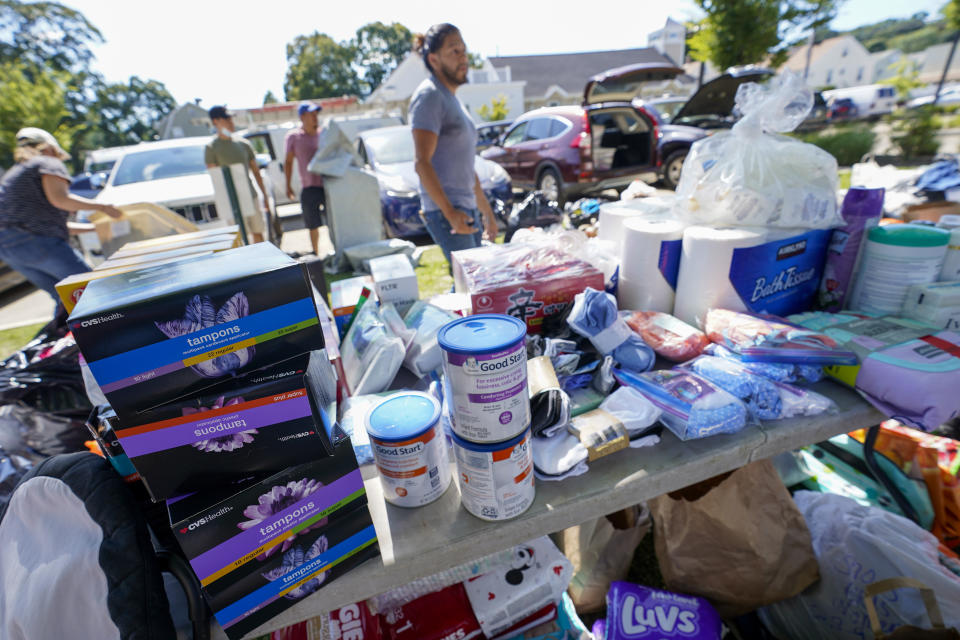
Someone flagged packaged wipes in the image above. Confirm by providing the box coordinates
[604,582,722,640]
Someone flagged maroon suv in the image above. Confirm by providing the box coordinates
[481,64,681,204]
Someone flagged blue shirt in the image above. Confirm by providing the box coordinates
[409,75,477,213]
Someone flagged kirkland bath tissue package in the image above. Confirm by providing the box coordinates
[673,226,832,325]
[673,71,842,230]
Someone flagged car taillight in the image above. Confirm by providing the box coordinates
[571,112,591,150]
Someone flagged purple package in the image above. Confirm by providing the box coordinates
[816,187,884,312]
[604,582,722,640]
[592,618,606,639]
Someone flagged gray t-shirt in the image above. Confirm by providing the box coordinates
[0,156,72,241]
[409,75,477,213]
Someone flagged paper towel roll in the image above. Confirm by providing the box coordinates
[673,226,768,326]
[598,198,674,253]
[617,218,685,313]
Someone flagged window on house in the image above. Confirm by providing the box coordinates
[857,67,863,82]
[842,48,848,57]
[826,70,833,84]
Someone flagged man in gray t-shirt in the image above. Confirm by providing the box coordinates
[410,23,496,266]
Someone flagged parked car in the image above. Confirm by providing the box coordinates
[476,120,513,152]
[823,84,896,118]
[69,145,135,199]
[827,97,859,121]
[357,125,513,238]
[907,86,960,109]
[95,137,225,226]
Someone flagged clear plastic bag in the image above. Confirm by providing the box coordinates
[674,71,842,230]
[402,301,458,377]
[613,369,748,440]
[704,343,824,384]
[703,308,857,365]
[340,304,405,395]
[624,311,709,363]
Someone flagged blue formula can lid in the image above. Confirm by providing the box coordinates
[450,427,530,452]
[365,391,441,442]
[437,314,527,356]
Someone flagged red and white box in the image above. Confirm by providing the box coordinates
[452,245,604,334]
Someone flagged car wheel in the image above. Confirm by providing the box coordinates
[537,167,564,206]
[662,150,687,191]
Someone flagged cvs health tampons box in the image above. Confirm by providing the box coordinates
[168,443,378,640]
[69,243,324,422]
[119,351,344,501]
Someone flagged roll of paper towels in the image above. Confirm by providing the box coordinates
[598,197,674,253]
[673,226,768,326]
[618,218,685,312]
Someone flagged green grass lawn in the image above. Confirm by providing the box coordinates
[0,322,45,359]
[838,168,851,190]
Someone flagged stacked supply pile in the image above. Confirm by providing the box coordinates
[68,243,379,639]
[57,225,242,313]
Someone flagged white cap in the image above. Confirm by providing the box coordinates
[15,127,69,160]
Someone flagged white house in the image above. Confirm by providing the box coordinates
[366,53,526,123]
[782,35,872,89]
[647,17,686,66]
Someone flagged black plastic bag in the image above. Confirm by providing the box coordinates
[505,191,563,241]
[0,330,89,414]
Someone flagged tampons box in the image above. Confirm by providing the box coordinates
[69,243,324,422]
[168,443,378,640]
[118,351,343,501]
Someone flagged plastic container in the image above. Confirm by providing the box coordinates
[450,428,535,521]
[438,314,530,444]
[848,225,950,315]
[365,391,452,508]
[939,227,960,282]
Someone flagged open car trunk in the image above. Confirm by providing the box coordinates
[589,106,654,174]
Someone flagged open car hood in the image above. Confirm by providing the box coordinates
[672,67,774,123]
[583,63,684,106]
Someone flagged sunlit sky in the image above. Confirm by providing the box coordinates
[68,0,949,109]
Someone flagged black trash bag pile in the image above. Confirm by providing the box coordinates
[0,321,91,506]
[505,191,564,241]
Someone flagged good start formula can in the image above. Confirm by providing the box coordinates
[365,391,451,508]
[451,428,535,521]
[438,314,530,444]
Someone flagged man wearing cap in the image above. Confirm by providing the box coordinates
[204,105,268,244]
[284,101,326,256]
[0,127,123,316]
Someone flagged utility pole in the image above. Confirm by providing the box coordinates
[935,31,960,105]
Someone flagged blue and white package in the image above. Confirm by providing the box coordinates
[704,343,823,384]
[402,301,459,377]
[341,303,405,395]
[604,581,722,640]
[613,369,748,440]
[684,355,782,420]
[567,288,654,372]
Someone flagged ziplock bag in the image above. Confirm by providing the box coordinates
[341,303,405,395]
[613,369,748,440]
[703,308,857,365]
[624,311,709,363]
[673,70,842,230]
[567,288,654,372]
[402,301,459,377]
[703,343,823,384]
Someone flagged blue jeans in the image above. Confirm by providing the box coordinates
[422,209,483,266]
[0,227,90,303]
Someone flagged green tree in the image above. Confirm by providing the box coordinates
[0,0,102,73]
[284,32,361,100]
[263,90,278,104]
[354,21,412,95]
[0,61,78,166]
[688,0,840,69]
[882,57,923,100]
[86,77,176,148]
[477,95,510,122]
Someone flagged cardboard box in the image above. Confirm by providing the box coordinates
[452,245,605,334]
[95,239,237,270]
[904,201,960,223]
[117,351,343,501]
[369,254,418,316]
[69,243,324,422]
[57,252,214,313]
[110,232,241,260]
[116,225,241,253]
[168,443,378,640]
[329,275,375,338]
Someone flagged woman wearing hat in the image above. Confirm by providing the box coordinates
[0,127,122,310]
